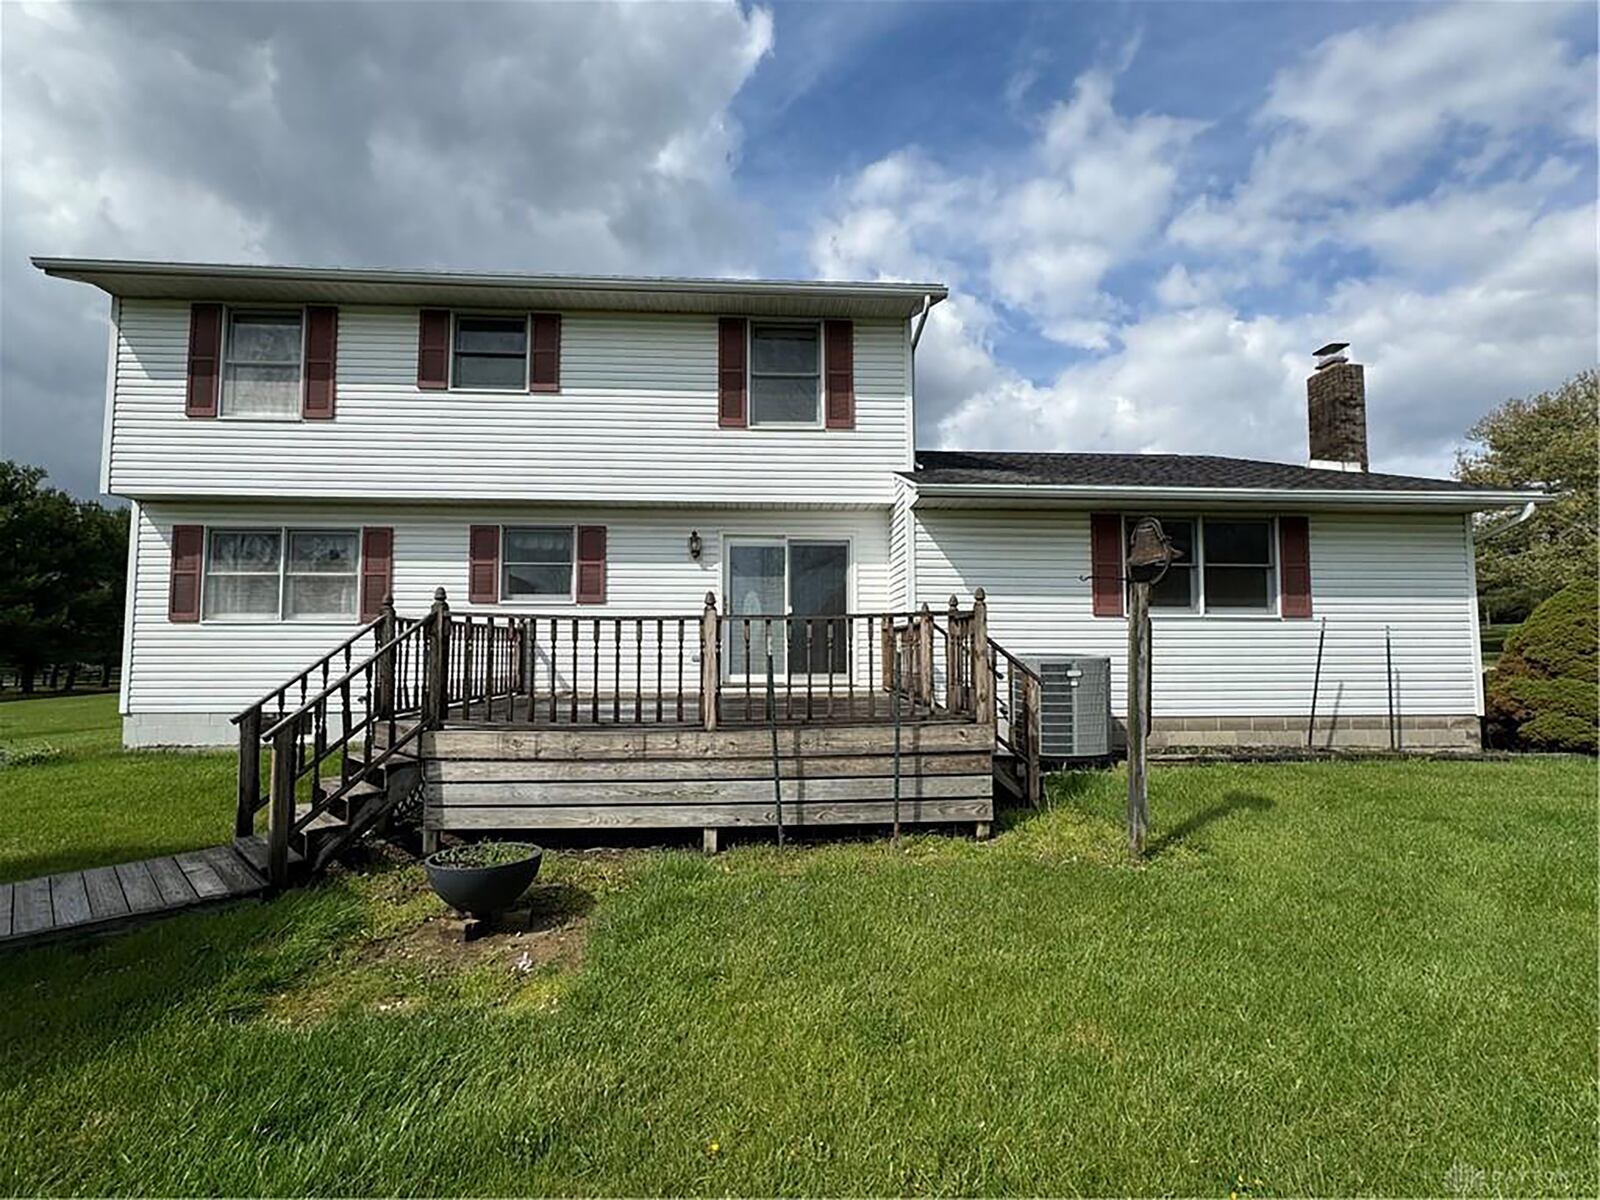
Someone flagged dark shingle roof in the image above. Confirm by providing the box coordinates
[905,450,1503,493]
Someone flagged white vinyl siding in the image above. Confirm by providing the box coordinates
[108,302,911,504]
[913,507,1482,718]
[124,502,891,736]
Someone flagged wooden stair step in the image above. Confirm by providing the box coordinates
[294,805,350,835]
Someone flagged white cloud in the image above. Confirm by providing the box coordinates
[814,0,1595,478]
[0,0,773,494]
[1171,0,1595,263]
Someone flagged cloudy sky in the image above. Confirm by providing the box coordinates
[2,0,1594,499]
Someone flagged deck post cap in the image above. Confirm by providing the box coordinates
[973,587,986,602]
[704,591,717,608]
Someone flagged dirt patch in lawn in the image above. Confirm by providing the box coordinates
[264,872,598,1026]
[369,880,595,976]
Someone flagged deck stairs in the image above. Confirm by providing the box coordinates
[232,759,411,882]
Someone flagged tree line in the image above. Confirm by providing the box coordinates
[1,462,129,694]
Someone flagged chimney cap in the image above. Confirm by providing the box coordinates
[1313,341,1350,370]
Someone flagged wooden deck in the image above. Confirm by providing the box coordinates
[0,845,267,950]
[421,719,997,838]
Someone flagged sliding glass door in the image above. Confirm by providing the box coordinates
[725,538,850,678]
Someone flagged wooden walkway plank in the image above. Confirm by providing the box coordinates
[174,852,229,900]
[12,879,53,936]
[0,883,11,938]
[146,857,197,906]
[200,845,262,892]
[49,873,93,928]
[82,866,131,919]
[114,860,165,912]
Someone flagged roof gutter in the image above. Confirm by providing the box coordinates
[31,256,949,306]
[905,480,1551,511]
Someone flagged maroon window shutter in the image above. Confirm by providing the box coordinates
[717,317,747,428]
[1279,516,1313,618]
[185,304,222,418]
[303,306,338,419]
[529,313,561,393]
[1090,513,1124,618]
[824,319,855,429]
[468,525,500,604]
[576,525,607,604]
[417,309,451,390]
[169,525,204,622]
[360,527,393,622]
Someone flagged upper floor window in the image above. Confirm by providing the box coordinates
[453,316,527,390]
[749,323,820,426]
[222,311,303,419]
[502,526,574,600]
[1125,516,1277,614]
[203,527,359,621]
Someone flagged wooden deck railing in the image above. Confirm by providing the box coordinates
[426,593,993,728]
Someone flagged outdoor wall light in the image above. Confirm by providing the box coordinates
[688,530,703,560]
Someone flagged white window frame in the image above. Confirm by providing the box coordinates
[1124,515,1281,618]
[449,311,530,393]
[201,526,362,624]
[746,321,825,430]
[721,533,854,681]
[498,524,577,605]
[219,306,306,422]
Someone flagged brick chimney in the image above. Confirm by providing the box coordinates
[1307,342,1368,472]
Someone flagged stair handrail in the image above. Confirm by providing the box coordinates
[257,616,426,742]
[229,613,389,725]
[987,634,1043,806]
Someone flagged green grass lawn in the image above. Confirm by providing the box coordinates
[0,693,235,880]
[1,695,1595,1195]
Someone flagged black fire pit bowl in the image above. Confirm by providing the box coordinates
[423,841,544,917]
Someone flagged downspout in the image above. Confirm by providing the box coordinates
[910,292,933,350]
[905,293,933,607]
[1474,499,1538,542]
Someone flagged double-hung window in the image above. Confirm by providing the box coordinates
[203,528,359,621]
[222,311,303,418]
[501,527,574,600]
[748,323,821,426]
[453,316,527,390]
[1202,519,1275,611]
[1125,516,1277,615]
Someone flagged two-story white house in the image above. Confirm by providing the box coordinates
[36,258,1541,762]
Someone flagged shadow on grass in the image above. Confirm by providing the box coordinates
[496,880,596,934]
[1146,790,1274,858]
[1,874,372,1084]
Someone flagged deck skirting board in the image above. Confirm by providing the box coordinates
[424,722,994,761]
[425,750,993,784]
[428,797,993,830]
[421,720,999,834]
[428,774,990,806]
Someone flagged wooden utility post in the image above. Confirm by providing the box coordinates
[1126,579,1151,856]
[1124,518,1176,859]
